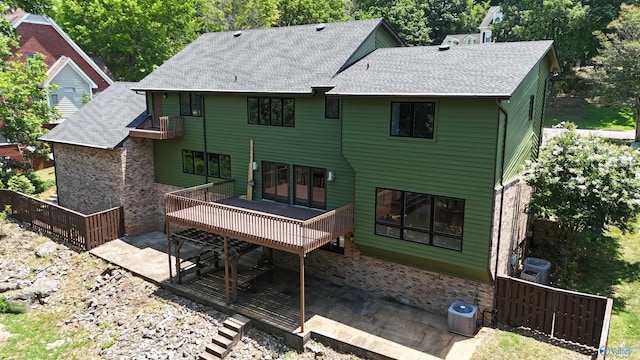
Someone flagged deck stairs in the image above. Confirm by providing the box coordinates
[199,314,252,360]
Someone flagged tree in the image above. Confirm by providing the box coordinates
[277,0,354,26]
[198,0,281,32]
[592,4,640,142]
[355,0,431,45]
[495,0,589,65]
[525,123,640,245]
[52,0,203,81]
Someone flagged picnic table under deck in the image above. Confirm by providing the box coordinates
[168,228,272,302]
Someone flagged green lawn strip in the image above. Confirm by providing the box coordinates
[33,167,57,201]
[0,312,89,359]
[472,328,588,360]
[544,107,634,130]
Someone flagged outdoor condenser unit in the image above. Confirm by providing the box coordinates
[447,301,477,337]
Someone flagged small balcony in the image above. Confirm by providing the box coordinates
[129,116,184,140]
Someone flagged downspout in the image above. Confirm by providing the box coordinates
[201,95,208,184]
[491,99,508,327]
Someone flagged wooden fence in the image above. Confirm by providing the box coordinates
[0,189,123,250]
[496,276,612,357]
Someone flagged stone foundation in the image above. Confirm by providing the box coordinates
[273,236,493,323]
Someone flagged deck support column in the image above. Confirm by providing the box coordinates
[166,221,173,283]
[300,252,305,333]
[224,236,229,305]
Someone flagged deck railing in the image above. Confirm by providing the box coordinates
[168,180,235,202]
[129,116,184,139]
[0,189,123,250]
[165,182,353,254]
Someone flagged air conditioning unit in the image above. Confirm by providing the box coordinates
[448,301,477,337]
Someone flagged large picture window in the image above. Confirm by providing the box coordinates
[262,161,289,203]
[390,102,435,138]
[182,150,205,175]
[180,93,203,117]
[375,188,464,251]
[294,166,326,209]
[207,153,231,179]
[248,97,295,127]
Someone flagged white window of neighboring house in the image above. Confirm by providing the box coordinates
[63,87,76,93]
[50,94,59,106]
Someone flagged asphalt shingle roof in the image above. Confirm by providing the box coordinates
[40,82,146,149]
[327,40,558,97]
[134,18,393,94]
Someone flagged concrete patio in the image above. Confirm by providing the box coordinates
[90,231,489,360]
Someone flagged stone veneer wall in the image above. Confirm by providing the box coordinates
[273,239,493,321]
[489,177,533,278]
[53,143,124,214]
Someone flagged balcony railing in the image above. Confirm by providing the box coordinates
[129,116,184,139]
[165,181,354,255]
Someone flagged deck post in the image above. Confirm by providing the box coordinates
[300,252,305,333]
[224,236,230,305]
[166,221,173,283]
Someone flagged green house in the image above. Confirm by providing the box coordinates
[42,18,560,323]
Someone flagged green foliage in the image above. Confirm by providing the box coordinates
[592,4,640,140]
[278,0,353,26]
[52,0,203,81]
[526,122,640,240]
[7,174,35,195]
[0,297,8,313]
[355,0,431,45]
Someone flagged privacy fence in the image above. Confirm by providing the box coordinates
[0,189,123,250]
[496,276,612,359]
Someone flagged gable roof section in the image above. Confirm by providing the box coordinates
[134,18,399,94]
[40,82,146,149]
[45,56,98,88]
[480,6,502,29]
[7,11,114,88]
[328,40,560,98]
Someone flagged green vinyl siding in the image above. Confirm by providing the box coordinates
[375,25,402,48]
[498,58,550,184]
[342,97,499,282]
[343,26,402,71]
[153,93,355,210]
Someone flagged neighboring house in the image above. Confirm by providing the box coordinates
[442,6,503,46]
[41,19,560,321]
[5,9,114,121]
[2,10,114,170]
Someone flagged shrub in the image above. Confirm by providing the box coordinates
[7,174,35,195]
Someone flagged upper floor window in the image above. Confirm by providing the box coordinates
[180,93,203,117]
[50,94,59,106]
[248,97,294,127]
[325,97,340,119]
[528,95,535,121]
[208,153,231,179]
[182,150,205,175]
[64,87,76,93]
[390,102,435,139]
[375,188,464,251]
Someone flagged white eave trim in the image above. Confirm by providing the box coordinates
[17,14,114,86]
[45,57,98,89]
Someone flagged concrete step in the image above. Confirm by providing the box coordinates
[198,351,220,360]
[218,326,239,341]
[204,343,228,358]
[212,334,234,349]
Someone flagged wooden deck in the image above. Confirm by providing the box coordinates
[165,181,354,255]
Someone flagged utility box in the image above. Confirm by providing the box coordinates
[520,269,540,283]
[523,257,551,284]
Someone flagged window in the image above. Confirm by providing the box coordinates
[26,53,36,60]
[63,87,76,93]
[528,95,535,121]
[207,153,231,179]
[294,166,326,209]
[375,188,464,251]
[262,161,289,203]
[182,150,205,175]
[390,102,435,138]
[180,93,203,117]
[50,94,59,106]
[325,97,340,119]
[248,97,295,127]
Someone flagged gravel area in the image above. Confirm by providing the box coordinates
[0,220,362,359]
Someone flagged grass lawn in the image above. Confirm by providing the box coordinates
[34,166,56,200]
[544,105,635,131]
[472,219,640,359]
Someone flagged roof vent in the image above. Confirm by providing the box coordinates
[316,23,326,31]
[438,44,450,51]
[233,31,242,37]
